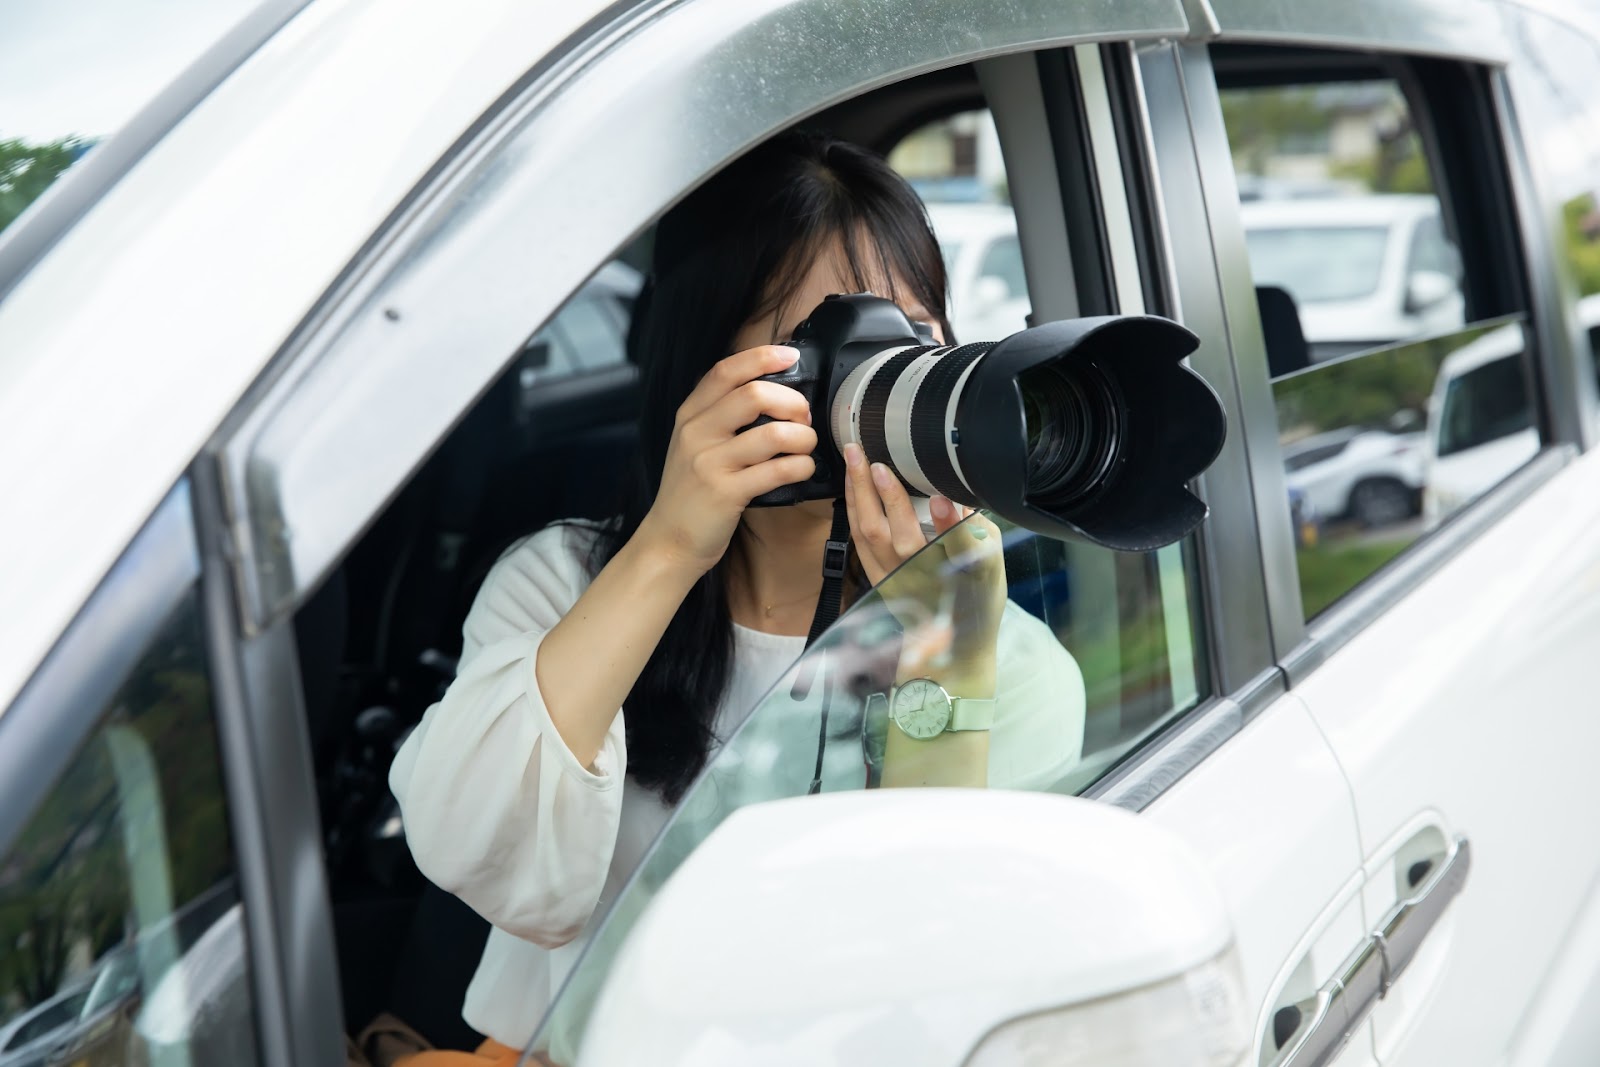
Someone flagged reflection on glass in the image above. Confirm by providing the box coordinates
[0,593,258,1067]
[524,515,1206,1063]
[1272,317,1533,617]
[1221,81,1466,365]
[888,110,1026,344]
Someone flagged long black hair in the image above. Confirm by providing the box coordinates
[598,129,952,803]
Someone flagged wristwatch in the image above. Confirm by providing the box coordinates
[885,677,996,739]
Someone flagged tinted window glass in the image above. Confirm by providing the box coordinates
[1220,61,1535,617]
[1438,354,1533,456]
[0,592,260,1066]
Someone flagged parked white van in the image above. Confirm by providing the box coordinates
[1242,194,1464,362]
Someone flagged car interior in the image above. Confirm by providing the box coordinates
[297,62,1013,1049]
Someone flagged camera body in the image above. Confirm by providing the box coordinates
[749,293,937,507]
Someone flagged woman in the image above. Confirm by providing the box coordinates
[388,130,1085,1065]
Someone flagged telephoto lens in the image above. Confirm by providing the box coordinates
[750,293,1225,552]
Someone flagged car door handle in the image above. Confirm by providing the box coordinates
[1268,836,1471,1067]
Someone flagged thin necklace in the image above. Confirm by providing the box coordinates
[763,585,822,617]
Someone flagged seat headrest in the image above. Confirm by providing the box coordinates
[1256,285,1309,379]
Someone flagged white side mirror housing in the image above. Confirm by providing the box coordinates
[578,789,1247,1067]
[1404,269,1456,314]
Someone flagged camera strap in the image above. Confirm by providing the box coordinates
[805,497,852,648]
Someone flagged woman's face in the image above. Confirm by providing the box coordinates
[728,233,945,354]
[729,232,946,525]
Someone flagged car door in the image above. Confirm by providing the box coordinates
[1191,4,1600,1064]
[298,26,1369,1067]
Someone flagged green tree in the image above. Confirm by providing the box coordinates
[1560,194,1600,296]
[1220,88,1328,176]
[0,137,88,235]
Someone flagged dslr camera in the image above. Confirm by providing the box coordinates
[749,293,1225,552]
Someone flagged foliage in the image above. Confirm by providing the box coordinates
[0,137,88,235]
[1330,148,1434,195]
[1220,88,1329,176]
[1560,194,1600,297]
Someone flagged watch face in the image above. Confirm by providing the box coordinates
[891,678,951,739]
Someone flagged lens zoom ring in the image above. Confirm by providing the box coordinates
[859,349,932,485]
[910,342,993,505]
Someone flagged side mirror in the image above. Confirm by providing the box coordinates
[1404,270,1456,315]
[970,274,1010,314]
[579,790,1249,1066]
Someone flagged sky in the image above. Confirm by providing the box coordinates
[0,0,258,143]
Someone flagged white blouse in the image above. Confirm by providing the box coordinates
[388,520,1085,1054]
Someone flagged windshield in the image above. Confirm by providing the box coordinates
[523,511,1208,1063]
[1438,353,1534,456]
[1245,225,1390,303]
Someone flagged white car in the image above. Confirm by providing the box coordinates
[1422,293,1600,527]
[1242,194,1465,361]
[5,2,1600,1067]
[1422,325,1540,527]
[924,202,1031,342]
[1283,427,1424,527]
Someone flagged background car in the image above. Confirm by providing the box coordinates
[924,202,1030,342]
[1282,425,1424,527]
[1242,193,1465,361]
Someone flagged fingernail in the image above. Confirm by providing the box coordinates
[843,443,863,468]
[871,463,893,490]
[930,495,952,520]
[971,526,989,540]
[776,345,800,363]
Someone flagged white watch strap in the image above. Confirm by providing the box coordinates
[948,696,996,731]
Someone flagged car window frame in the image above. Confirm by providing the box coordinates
[1183,36,1586,690]
[214,0,1194,637]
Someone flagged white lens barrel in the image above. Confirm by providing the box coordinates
[882,349,951,498]
[830,345,922,461]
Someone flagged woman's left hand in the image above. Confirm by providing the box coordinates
[842,443,1007,687]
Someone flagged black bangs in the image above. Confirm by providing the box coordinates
[598,129,952,804]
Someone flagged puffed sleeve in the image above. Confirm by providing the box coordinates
[389,522,627,948]
[987,602,1087,791]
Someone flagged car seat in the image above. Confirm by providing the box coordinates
[1257,284,1310,379]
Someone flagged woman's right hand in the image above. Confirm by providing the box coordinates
[636,345,819,573]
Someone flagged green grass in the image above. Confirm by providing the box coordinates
[1297,537,1414,618]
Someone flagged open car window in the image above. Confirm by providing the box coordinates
[525,507,1205,1061]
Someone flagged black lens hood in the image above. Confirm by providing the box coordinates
[952,315,1226,551]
